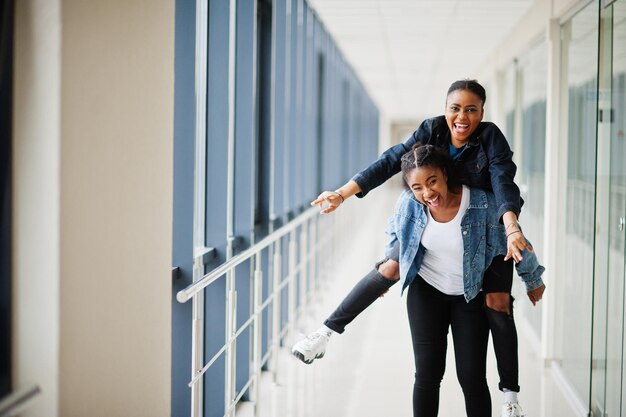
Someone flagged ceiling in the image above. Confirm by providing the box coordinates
[308,0,534,121]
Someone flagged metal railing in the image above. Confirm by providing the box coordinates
[176,205,344,417]
[0,386,41,417]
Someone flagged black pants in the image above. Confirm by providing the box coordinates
[407,276,491,417]
[323,267,397,333]
[324,254,519,392]
[482,255,519,392]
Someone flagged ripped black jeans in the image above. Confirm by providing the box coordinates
[323,252,519,392]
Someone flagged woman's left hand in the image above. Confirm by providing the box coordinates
[504,227,533,263]
[527,284,545,306]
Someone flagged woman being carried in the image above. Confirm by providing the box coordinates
[292,79,545,417]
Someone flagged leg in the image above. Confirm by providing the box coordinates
[407,277,450,417]
[451,292,492,417]
[324,258,399,333]
[292,256,399,364]
[483,255,520,392]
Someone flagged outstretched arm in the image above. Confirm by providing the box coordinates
[310,180,362,214]
[310,118,436,214]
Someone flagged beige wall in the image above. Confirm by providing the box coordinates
[14,1,175,416]
[14,1,62,415]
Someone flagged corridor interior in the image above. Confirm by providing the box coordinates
[246,183,568,417]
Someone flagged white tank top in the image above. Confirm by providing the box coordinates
[418,185,470,296]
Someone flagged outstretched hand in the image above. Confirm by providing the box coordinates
[311,190,345,214]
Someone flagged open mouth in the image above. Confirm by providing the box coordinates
[426,195,441,207]
[453,123,470,134]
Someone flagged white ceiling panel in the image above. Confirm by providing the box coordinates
[309,0,533,121]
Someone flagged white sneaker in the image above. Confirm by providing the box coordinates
[291,332,330,364]
[501,402,526,417]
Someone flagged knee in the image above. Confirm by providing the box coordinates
[377,259,400,280]
[485,292,512,315]
[414,371,443,390]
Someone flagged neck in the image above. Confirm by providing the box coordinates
[451,137,468,148]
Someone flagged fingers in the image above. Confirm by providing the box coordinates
[506,235,529,263]
[311,191,344,214]
[506,243,523,263]
[520,239,534,253]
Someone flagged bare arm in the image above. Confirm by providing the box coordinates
[310,180,362,214]
[502,211,533,263]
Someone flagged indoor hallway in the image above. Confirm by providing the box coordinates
[249,182,563,417]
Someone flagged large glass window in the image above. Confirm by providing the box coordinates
[254,0,273,238]
[502,65,517,150]
[610,2,626,255]
[516,39,548,339]
[556,1,599,404]
[0,0,14,400]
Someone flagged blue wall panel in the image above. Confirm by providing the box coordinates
[172,0,380,415]
[171,0,196,415]
[204,0,232,415]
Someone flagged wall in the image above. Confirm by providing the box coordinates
[13,1,175,416]
[13,1,61,415]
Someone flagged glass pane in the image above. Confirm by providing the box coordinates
[516,39,548,339]
[502,65,517,150]
[593,5,617,416]
[611,1,626,415]
[556,1,599,406]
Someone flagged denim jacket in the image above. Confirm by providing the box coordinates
[353,116,522,221]
[386,187,544,301]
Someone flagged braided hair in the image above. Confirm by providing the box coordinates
[400,143,460,189]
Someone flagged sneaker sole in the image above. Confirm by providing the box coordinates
[291,349,325,365]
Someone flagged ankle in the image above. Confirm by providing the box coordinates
[503,389,518,404]
[316,325,334,337]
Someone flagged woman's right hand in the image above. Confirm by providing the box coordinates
[311,191,345,214]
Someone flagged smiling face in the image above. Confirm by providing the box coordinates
[445,89,484,147]
[405,165,450,213]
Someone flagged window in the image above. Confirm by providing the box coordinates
[254,0,273,238]
[557,1,599,403]
[0,0,14,400]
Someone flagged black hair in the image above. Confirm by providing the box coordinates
[447,79,486,105]
[400,143,460,189]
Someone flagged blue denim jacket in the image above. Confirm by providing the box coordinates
[386,187,544,301]
[353,116,522,221]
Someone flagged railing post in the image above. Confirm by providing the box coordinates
[271,239,282,383]
[287,229,298,417]
[299,223,308,313]
[288,230,298,326]
[191,255,205,417]
[224,267,237,417]
[252,253,263,417]
[310,215,318,298]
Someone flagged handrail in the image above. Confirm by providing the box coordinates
[176,206,321,303]
[0,385,41,417]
